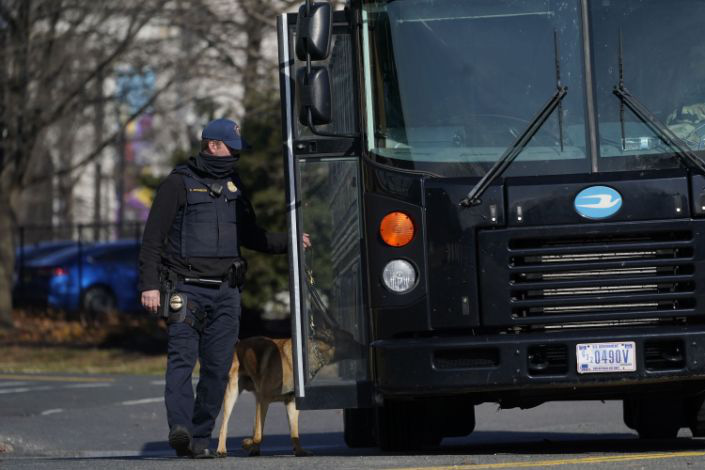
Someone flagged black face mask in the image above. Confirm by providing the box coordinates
[190,152,239,178]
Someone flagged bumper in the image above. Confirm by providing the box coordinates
[373,325,705,397]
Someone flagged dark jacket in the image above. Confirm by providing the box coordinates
[138,162,287,292]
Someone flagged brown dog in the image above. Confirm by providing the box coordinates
[217,330,362,457]
[216,331,363,457]
[216,337,306,457]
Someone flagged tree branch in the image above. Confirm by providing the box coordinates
[22,74,177,187]
[39,0,169,133]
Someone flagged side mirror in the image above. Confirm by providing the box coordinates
[296,67,331,126]
[295,2,332,62]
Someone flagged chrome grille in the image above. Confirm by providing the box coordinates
[506,230,696,324]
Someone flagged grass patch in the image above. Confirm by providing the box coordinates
[0,345,166,375]
[0,310,168,375]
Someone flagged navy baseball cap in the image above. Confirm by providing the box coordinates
[201,118,250,151]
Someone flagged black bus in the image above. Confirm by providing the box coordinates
[278,0,705,450]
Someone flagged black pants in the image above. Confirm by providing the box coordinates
[164,281,240,450]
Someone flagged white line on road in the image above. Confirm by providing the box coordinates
[0,386,54,394]
[0,381,30,387]
[0,382,110,394]
[121,397,163,406]
[0,374,114,383]
[63,383,112,389]
[40,408,64,416]
[151,378,198,386]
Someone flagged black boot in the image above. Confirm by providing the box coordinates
[190,438,216,459]
[168,425,192,457]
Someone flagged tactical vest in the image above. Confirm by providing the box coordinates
[166,165,241,259]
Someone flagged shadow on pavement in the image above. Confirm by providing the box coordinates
[140,432,354,457]
[442,432,705,456]
[136,431,705,458]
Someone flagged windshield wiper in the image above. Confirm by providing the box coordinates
[613,85,705,172]
[613,31,705,173]
[460,31,567,207]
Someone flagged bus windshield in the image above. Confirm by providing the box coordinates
[361,0,705,177]
[590,0,705,172]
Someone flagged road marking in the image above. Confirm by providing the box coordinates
[0,382,111,394]
[121,397,163,406]
[150,378,198,386]
[63,383,112,389]
[0,381,30,387]
[0,374,114,383]
[390,451,705,470]
[40,408,64,416]
[0,386,54,394]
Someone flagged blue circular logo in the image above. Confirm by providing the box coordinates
[574,186,622,219]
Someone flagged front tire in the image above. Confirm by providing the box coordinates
[376,397,475,452]
[687,394,705,437]
[623,394,683,439]
[377,399,442,451]
[81,285,117,319]
[344,408,377,448]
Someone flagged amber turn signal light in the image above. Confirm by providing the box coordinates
[380,211,415,247]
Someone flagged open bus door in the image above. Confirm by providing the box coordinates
[277,5,372,411]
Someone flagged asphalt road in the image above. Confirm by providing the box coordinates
[1,373,705,469]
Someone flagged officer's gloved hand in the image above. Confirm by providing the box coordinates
[142,289,161,314]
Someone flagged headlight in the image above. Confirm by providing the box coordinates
[382,259,417,293]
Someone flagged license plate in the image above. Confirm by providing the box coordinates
[576,342,636,374]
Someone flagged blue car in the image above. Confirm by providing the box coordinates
[13,240,80,287]
[14,240,142,315]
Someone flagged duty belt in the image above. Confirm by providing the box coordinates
[176,258,247,288]
[179,275,224,287]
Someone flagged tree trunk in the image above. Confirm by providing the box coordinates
[0,193,16,329]
[242,1,264,119]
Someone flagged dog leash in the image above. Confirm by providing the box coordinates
[304,267,342,331]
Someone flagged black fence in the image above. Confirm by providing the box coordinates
[16,221,144,248]
[15,221,144,269]
[13,222,145,315]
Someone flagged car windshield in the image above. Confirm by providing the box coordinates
[361,0,705,177]
[17,242,77,261]
[26,246,84,266]
[361,0,589,177]
[590,0,705,171]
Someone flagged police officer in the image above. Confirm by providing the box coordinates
[138,118,288,458]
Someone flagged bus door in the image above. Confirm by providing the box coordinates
[277,7,371,410]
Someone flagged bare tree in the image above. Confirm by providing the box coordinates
[0,0,209,328]
[0,0,330,329]
[0,0,185,327]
